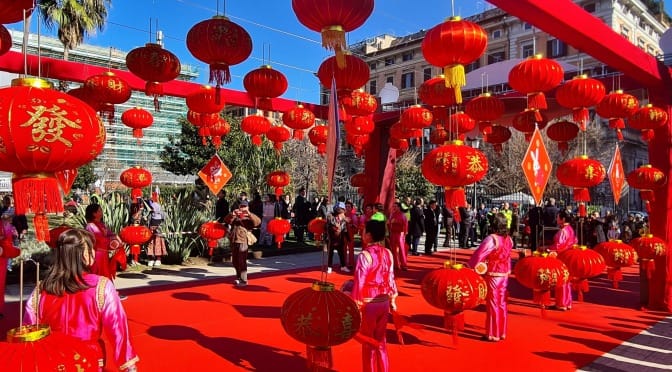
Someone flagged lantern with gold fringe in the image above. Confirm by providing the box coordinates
[558,245,606,302]
[626,164,667,213]
[630,234,667,280]
[514,253,570,317]
[594,240,637,289]
[508,55,564,110]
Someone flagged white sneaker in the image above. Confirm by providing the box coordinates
[326,267,333,274]
[147,260,154,267]
[341,267,351,273]
[154,261,161,267]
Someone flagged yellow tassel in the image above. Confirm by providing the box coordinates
[443,64,465,103]
[321,26,345,52]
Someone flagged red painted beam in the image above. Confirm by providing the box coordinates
[0,50,329,118]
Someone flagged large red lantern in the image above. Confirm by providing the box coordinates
[243,65,288,111]
[119,224,152,262]
[558,245,606,302]
[595,90,639,141]
[308,125,328,155]
[512,109,548,141]
[508,55,564,110]
[266,125,291,152]
[84,71,132,123]
[186,85,225,114]
[307,217,327,243]
[241,114,272,146]
[120,166,153,200]
[186,16,252,89]
[465,93,505,135]
[422,17,487,104]
[267,170,290,196]
[545,120,579,154]
[282,104,315,140]
[121,107,153,140]
[555,75,606,130]
[199,221,227,256]
[340,90,377,117]
[628,104,669,143]
[419,75,458,110]
[125,43,181,111]
[343,116,374,136]
[430,127,449,145]
[484,125,512,154]
[267,217,292,248]
[0,25,11,57]
[630,234,667,280]
[514,254,570,314]
[0,0,34,24]
[292,0,374,67]
[0,78,105,218]
[209,117,231,149]
[401,105,433,130]
[594,240,637,288]
[317,53,370,94]
[556,156,606,216]
[421,262,487,340]
[280,281,361,370]
[626,164,667,213]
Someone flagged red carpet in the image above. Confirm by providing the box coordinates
[1,250,668,371]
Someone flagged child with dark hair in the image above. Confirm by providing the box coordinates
[547,210,577,311]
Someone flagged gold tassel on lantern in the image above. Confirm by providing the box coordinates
[306,345,332,371]
[443,64,465,104]
[321,25,346,68]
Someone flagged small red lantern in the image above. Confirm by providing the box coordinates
[556,156,606,216]
[514,254,570,314]
[450,111,476,135]
[422,17,488,103]
[47,225,72,249]
[340,90,378,117]
[508,55,564,110]
[120,166,153,200]
[308,125,328,155]
[187,110,220,145]
[267,171,290,197]
[209,117,231,149]
[282,104,315,140]
[465,93,505,135]
[84,71,132,123]
[555,75,606,130]
[419,75,458,109]
[243,65,288,111]
[626,165,667,213]
[594,240,637,288]
[401,105,433,130]
[546,120,579,154]
[421,262,487,340]
[186,85,226,114]
[266,125,291,152]
[121,107,153,140]
[430,127,449,145]
[596,90,639,141]
[317,53,370,95]
[125,43,181,111]
[389,137,409,153]
[119,224,152,262]
[350,172,368,189]
[241,114,272,146]
[267,217,291,248]
[558,245,606,301]
[0,25,11,57]
[280,281,361,370]
[307,217,327,243]
[0,0,34,24]
[484,125,512,154]
[630,234,667,280]
[186,16,252,89]
[343,116,374,136]
[512,109,547,141]
[199,221,227,256]
[345,133,369,157]
[628,104,669,143]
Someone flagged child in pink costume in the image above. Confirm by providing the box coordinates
[469,213,513,342]
[387,202,408,271]
[547,210,577,310]
[351,217,398,372]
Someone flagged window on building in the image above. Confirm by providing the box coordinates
[583,3,596,12]
[401,71,415,89]
[638,38,646,50]
[385,56,395,66]
[523,22,532,30]
[492,29,502,39]
[465,60,480,73]
[369,80,377,95]
[402,51,414,61]
[647,45,656,55]
[423,67,432,81]
[522,43,534,58]
[547,39,567,58]
[621,25,630,40]
[369,62,377,71]
[386,76,394,84]
[487,51,506,64]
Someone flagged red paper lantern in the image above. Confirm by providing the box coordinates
[430,127,449,145]
[186,16,252,89]
[307,217,327,243]
[350,172,368,188]
[0,0,34,24]
[125,43,181,111]
[422,16,487,103]
[84,71,132,123]
[484,125,512,154]
[67,86,102,112]
[120,166,153,200]
[596,90,639,141]
[282,104,315,140]
[464,93,505,135]
[121,107,153,140]
[628,104,669,143]
[594,240,637,288]
[241,114,272,146]
[317,53,370,95]
[280,281,361,370]
[267,170,290,196]
[186,85,226,114]
[388,137,409,153]
[555,75,606,130]
[512,109,548,141]
[345,133,369,157]
[243,65,288,111]
[558,245,606,301]
[119,224,152,258]
[267,217,292,248]
[266,125,291,151]
[514,254,570,312]
[450,111,476,135]
[308,125,329,155]
[419,75,458,108]
[0,78,105,217]
[292,0,374,67]
[209,117,231,149]
[0,25,12,56]
[545,120,579,154]
[340,90,377,117]
[630,234,667,280]
[626,164,667,212]
[47,225,72,249]
[343,116,374,136]
[508,55,564,110]
[187,110,220,144]
[421,262,487,339]
[401,105,433,130]
[556,156,606,215]
[199,221,227,256]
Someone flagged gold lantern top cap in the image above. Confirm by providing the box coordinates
[312,281,335,292]
[6,324,51,343]
[11,77,53,89]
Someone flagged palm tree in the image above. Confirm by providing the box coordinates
[37,0,111,61]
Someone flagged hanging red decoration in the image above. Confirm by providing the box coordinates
[267,217,292,248]
[430,127,449,145]
[390,121,423,145]
[556,156,606,216]
[450,111,476,136]
[421,262,487,342]
[630,234,667,280]
[199,221,227,256]
[243,65,288,111]
[421,17,488,104]
[119,224,152,262]
[0,0,34,24]
[628,104,669,143]
[0,25,12,57]
[594,240,637,289]
[343,116,374,135]
[267,170,290,196]
[389,137,409,153]
[512,109,548,141]
[187,110,220,145]
[282,104,315,140]
[340,90,377,117]
[209,117,231,149]
[545,120,579,154]
[292,0,374,67]
[484,125,512,154]
[464,93,505,135]
[84,71,132,123]
[514,254,570,316]
[307,217,327,243]
[125,43,181,111]
[557,245,606,302]
[626,164,667,213]
[67,86,102,112]
[555,75,606,130]
[317,53,370,95]
[595,90,639,141]
[186,85,225,114]
[280,281,361,371]
[121,107,153,140]
[345,133,369,156]
[55,168,78,196]
[401,105,433,130]
[418,75,458,109]
[308,125,329,155]
[350,172,368,189]
[241,114,272,146]
[186,15,252,92]
[266,125,291,152]
[120,166,153,200]
[508,55,564,110]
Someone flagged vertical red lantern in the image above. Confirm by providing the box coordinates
[125,43,181,111]
[594,240,637,288]
[316,53,370,95]
[508,55,564,110]
[267,170,290,197]
[514,254,570,315]
[630,234,667,280]
[308,125,329,155]
[280,281,361,370]
[84,71,132,123]
[626,164,667,213]
[628,104,669,143]
[595,90,639,141]
[558,245,606,301]
[186,15,252,91]
[545,120,579,154]
[121,107,153,140]
[241,114,272,146]
[556,156,606,217]
[555,75,606,130]
[422,17,488,104]
[120,166,153,200]
[209,117,231,149]
[267,217,292,248]
[266,125,291,152]
[243,65,288,111]
[307,217,327,244]
[186,85,226,114]
[282,104,315,140]
[119,224,152,264]
[465,93,505,135]
[0,25,12,57]
[199,221,227,256]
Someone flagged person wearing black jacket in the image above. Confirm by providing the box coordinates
[441,204,454,247]
[541,198,559,245]
[215,190,230,223]
[458,203,474,248]
[423,200,440,254]
[408,199,425,256]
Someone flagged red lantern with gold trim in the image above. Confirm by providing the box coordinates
[626,164,667,213]
[241,114,272,146]
[282,104,315,140]
[484,125,512,154]
[84,71,131,123]
[508,55,564,110]
[596,90,639,141]
[512,109,547,141]
[546,120,579,154]
[267,171,290,197]
[209,117,230,149]
[308,125,328,155]
[344,116,374,136]
[419,75,458,109]
[0,0,34,24]
[268,217,292,248]
[121,107,153,140]
[401,105,433,130]
[186,85,225,114]
[125,43,181,111]
[243,65,288,111]
[119,224,152,261]
[340,90,377,117]
[594,240,637,289]
[628,104,669,143]
[422,17,487,104]
[317,53,370,95]
[465,93,505,135]
[266,125,291,152]
[514,254,570,315]
[630,234,667,280]
[555,75,606,130]
[120,166,153,200]
[556,156,606,217]
[199,221,227,256]
[307,217,327,244]
[280,281,361,370]
[430,127,449,145]
[558,245,606,302]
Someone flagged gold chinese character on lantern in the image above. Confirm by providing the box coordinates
[21,104,82,147]
[337,313,355,341]
[445,284,467,304]
[467,155,485,174]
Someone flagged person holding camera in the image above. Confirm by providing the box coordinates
[223,200,261,287]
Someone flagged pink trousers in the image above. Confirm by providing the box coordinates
[360,299,390,372]
[0,257,7,314]
[485,275,508,340]
[555,281,573,309]
[389,232,407,269]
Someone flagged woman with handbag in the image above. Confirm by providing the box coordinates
[223,200,261,287]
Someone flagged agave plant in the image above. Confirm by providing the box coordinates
[161,191,210,263]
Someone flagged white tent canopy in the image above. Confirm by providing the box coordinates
[490,191,535,205]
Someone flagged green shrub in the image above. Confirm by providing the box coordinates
[161,191,210,263]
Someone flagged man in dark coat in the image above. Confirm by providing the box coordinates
[423,200,440,255]
[527,204,543,251]
[408,198,425,256]
[292,188,311,243]
[541,198,559,245]
[215,190,230,223]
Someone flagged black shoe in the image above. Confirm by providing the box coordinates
[424,252,433,256]
[411,252,420,256]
